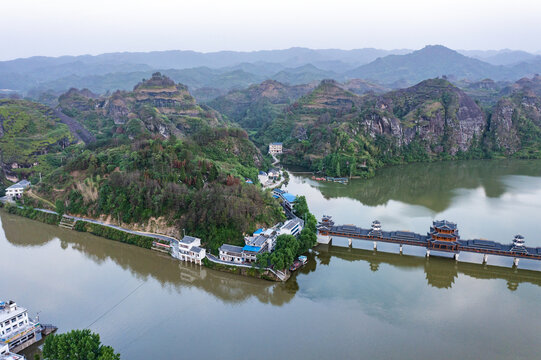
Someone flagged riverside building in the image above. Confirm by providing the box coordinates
[5,181,30,200]
[171,235,206,265]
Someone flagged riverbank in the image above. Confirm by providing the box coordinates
[203,257,288,282]
[0,204,291,282]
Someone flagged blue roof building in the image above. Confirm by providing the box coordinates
[242,245,262,253]
[282,193,297,203]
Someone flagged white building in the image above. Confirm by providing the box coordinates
[0,301,40,353]
[269,142,283,155]
[5,180,30,200]
[218,217,304,265]
[219,244,245,263]
[279,218,304,237]
[171,236,206,265]
[267,169,280,180]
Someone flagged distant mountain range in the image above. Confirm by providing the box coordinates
[2,46,541,102]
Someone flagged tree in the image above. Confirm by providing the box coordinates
[293,195,309,219]
[43,329,120,360]
[55,199,65,216]
[270,234,299,270]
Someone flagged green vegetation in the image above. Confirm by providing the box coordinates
[293,196,318,254]
[252,78,541,178]
[256,196,317,270]
[202,257,277,281]
[59,73,222,142]
[0,99,74,180]
[74,221,154,249]
[43,329,120,360]
[36,132,284,254]
[3,204,60,225]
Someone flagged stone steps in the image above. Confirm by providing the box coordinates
[58,215,76,230]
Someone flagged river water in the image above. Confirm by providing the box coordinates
[2,160,541,359]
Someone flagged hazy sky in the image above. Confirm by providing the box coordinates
[1,0,540,60]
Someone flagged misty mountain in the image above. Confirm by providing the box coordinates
[475,50,538,66]
[0,47,408,78]
[5,45,541,101]
[346,45,506,84]
[346,45,541,85]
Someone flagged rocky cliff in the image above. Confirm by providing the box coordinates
[59,72,222,138]
[488,78,541,156]
[256,78,491,176]
[365,78,486,154]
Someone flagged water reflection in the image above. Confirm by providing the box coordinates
[312,244,541,291]
[292,160,541,212]
[0,211,295,306]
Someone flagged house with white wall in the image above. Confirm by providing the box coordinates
[171,235,206,265]
[5,180,30,200]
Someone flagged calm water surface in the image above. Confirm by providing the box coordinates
[2,160,541,359]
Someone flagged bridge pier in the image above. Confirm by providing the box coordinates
[483,254,488,264]
[317,234,332,245]
[373,241,377,250]
[513,258,519,267]
[426,249,430,258]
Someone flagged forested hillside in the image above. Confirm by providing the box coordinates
[13,75,283,253]
[0,99,76,183]
[252,77,541,177]
[31,128,282,252]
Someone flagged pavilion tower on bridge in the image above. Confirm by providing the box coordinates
[427,220,459,252]
[510,234,528,254]
[369,220,382,237]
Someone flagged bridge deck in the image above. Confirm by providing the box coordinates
[320,225,541,260]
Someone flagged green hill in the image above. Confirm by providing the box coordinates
[0,99,75,182]
[208,80,315,130]
[255,78,489,177]
[59,73,223,140]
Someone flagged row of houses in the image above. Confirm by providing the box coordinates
[218,217,304,264]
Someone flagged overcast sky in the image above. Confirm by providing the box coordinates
[1,0,540,60]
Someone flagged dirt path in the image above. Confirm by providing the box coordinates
[26,190,55,208]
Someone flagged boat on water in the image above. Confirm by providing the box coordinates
[311,176,348,183]
[289,260,302,271]
[0,301,56,355]
[290,256,308,271]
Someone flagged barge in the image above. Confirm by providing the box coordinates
[0,301,56,355]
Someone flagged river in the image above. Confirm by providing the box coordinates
[2,159,541,359]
